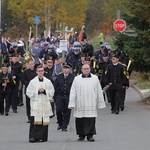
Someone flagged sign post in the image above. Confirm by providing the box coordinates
[34,16,40,38]
[113,19,126,32]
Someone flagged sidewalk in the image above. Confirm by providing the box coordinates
[130,79,150,99]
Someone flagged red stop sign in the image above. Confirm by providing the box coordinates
[113,19,126,32]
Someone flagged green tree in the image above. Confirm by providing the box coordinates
[114,0,150,72]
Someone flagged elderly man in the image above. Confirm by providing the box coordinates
[68,64,106,142]
[26,65,54,143]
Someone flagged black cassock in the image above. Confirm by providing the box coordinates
[75,117,96,137]
[29,117,48,142]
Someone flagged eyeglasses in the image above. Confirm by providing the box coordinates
[82,68,90,70]
[37,70,44,72]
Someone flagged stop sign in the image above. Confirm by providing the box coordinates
[113,19,126,32]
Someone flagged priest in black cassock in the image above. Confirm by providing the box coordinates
[26,65,54,143]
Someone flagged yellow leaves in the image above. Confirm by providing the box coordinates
[8,0,87,31]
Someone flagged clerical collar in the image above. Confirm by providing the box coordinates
[38,78,43,82]
[82,73,91,78]
[113,63,118,66]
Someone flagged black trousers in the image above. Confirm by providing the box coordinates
[18,86,23,105]
[55,96,71,129]
[26,95,30,119]
[11,85,19,111]
[0,93,11,113]
[109,89,122,111]
[50,102,55,115]
[120,88,126,108]
[75,118,96,138]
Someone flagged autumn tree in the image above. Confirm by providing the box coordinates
[7,0,87,38]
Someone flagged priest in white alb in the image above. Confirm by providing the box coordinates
[26,65,54,143]
[68,64,106,142]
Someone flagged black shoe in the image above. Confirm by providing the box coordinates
[57,125,62,130]
[1,113,4,115]
[29,138,38,143]
[62,128,68,131]
[19,103,24,106]
[77,137,85,141]
[13,110,17,113]
[87,136,95,142]
[50,114,55,118]
[5,112,9,116]
[120,107,124,111]
[115,111,119,114]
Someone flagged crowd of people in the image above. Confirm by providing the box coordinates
[0,30,132,142]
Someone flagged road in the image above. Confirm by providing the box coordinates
[0,87,150,150]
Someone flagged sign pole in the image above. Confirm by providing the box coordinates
[36,24,38,39]
[34,16,40,39]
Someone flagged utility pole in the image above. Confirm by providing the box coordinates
[0,0,2,69]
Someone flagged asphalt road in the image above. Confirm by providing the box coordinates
[0,87,150,150]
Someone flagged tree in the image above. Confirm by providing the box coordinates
[114,0,150,72]
[85,0,105,35]
[7,0,87,38]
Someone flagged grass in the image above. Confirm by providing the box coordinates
[90,34,117,51]
[136,82,150,90]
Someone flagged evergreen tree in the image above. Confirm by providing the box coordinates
[114,0,150,72]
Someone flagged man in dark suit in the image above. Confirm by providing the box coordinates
[22,60,37,123]
[44,56,55,118]
[0,63,12,116]
[105,54,128,114]
[54,62,74,131]
[10,53,22,113]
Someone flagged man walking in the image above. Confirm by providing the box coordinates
[26,65,54,142]
[68,64,105,142]
[54,62,74,131]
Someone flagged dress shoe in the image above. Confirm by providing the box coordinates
[87,136,95,142]
[62,128,68,131]
[29,138,38,143]
[50,114,55,118]
[115,111,119,114]
[13,110,17,113]
[120,107,124,111]
[5,112,9,116]
[57,125,62,130]
[77,137,85,141]
[19,103,24,106]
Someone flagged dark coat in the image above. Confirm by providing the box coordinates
[0,72,12,93]
[22,68,37,93]
[54,73,74,97]
[105,63,128,90]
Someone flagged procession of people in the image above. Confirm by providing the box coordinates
[0,29,131,142]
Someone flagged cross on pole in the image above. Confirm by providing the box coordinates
[55,23,74,40]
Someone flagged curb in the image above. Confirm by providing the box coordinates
[130,81,150,99]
